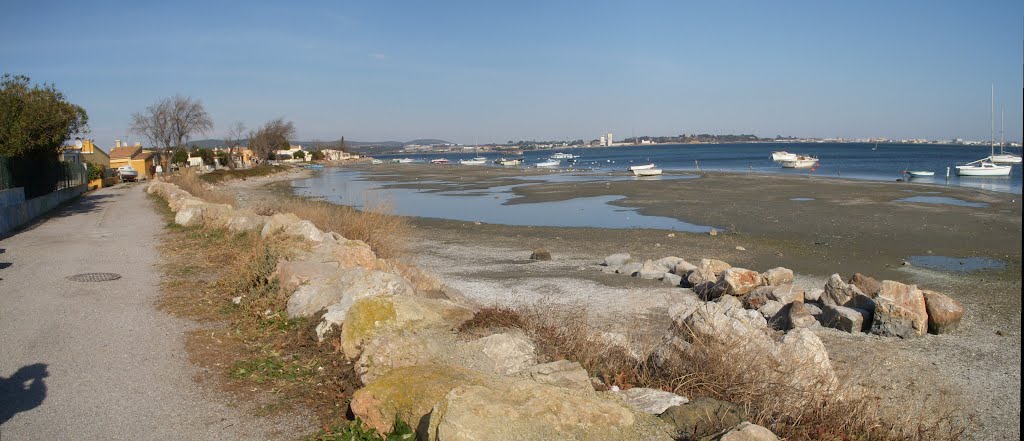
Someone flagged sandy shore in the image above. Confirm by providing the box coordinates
[227,163,1021,439]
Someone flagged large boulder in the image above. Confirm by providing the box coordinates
[519,360,592,392]
[470,332,537,375]
[787,301,817,329]
[173,204,205,227]
[742,286,773,310]
[821,274,866,307]
[283,219,325,243]
[529,247,551,261]
[821,303,870,333]
[673,260,697,275]
[663,273,683,287]
[848,273,883,297]
[603,253,631,267]
[426,378,669,441]
[923,290,964,334]
[354,332,440,384]
[655,256,684,273]
[286,268,414,319]
[775,328,838,390]
[659,397,745,440]
[708,422,780,441]
[260,212,302,238]
[637,260,667,280]
[225,210,268,232]
[760,267,794,286]
[713,268,761,296]
[615,388,688,415]
[766,284,804,305]
[350,365,490,435]
[341,295,475,359]
[616,262,644,276]
[870,281,927,338]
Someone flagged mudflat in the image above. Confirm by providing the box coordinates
[235,162,1021,439]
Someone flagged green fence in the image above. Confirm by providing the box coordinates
[0,156,13,191]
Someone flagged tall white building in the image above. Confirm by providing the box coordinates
[606,132,614,146]
[599,135,606,146]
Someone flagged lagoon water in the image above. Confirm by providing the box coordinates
[293,170,717,232]
[380,143,1024,194]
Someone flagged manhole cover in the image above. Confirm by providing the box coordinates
[67,272,122,282]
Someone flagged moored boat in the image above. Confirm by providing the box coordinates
[496,157,523,166]
[771,151,798,162]
[956,159,1011,176]
[628,163,656,171]
[904,170,934,177]
[780,155,818,168]
[370,159,383,165]
[631,168,662,177]
[550,152,578,159]
[535,159,560,167]
[989,153,1023,164]
[430,158,450,164]
[458,157,487,165]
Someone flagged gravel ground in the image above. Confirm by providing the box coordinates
[0,184,311,440]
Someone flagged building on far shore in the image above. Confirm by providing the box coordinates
[320,149,356,161]
[273,145,309,162]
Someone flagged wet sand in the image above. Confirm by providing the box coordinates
[232,163,1021,439]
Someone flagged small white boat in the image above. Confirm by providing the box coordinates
[771,151,798,162]
[535,159,560,167]
[550,152,578,159]
[393,158,416,163]
[780,155,818,168]
[904,170,934,177]
[632,168,662,177]
[989,153,1022,164]
[956,159,1011,176]
[459,157,487,165]
[628,163,656,171]
[496,157,523,166]
[430,158,450,164]
[370,159,383,165]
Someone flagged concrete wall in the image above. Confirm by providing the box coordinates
[0,184,86,237]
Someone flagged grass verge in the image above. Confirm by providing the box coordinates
[164,168,237,205]
[200,165,290,184]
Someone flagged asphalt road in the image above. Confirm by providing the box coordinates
[0,184,307,440]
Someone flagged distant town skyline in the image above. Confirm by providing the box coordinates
[3,1,1023,148]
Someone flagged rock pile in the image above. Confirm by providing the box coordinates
[600,254,965,338]
[151,179,784,440]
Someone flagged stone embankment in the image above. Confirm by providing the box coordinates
[149,179,786,440]
[601,254,965,338]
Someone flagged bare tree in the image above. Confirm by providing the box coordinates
[130,95,213,162]
[249,118,295,163]
[223,121,246,168]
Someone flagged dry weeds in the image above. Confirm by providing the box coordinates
[264,198,410,259]
[165,168,237,206]
[459,304,970,441]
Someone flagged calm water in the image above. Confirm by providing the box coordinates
[379,143,1023,194]
[293,170,717,232]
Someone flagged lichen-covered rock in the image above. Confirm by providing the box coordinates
[355,332,440,384]
[713,268,761,296]
[616,388,688,414]
[519,360,592,392]
[427,377,669,441]
[286,268,414,319]
[603,253,631,267]
[471,332,537,375]
[351,365,491,435]
[659,397,745,440]
[742,286,773,310]
[766,284,805,305]
[870,281,927,338]
[923,290,964,334]
[760,267,794,286]
[805,288,824,302]
[341,295,475,359]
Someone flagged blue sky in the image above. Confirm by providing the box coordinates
[2,0,1023,147]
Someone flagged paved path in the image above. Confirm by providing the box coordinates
[0,184,307,440]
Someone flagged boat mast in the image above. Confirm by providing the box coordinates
[1000,107,1005,155]
[990,84,995,158]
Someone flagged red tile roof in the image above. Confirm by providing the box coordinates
[109,146,142,159]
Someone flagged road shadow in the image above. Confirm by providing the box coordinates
[0,248,7,280]
[0,363,49,425]
[1,191,118,240]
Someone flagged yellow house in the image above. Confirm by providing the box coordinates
[63,139,110,168]
[109,143,161,180]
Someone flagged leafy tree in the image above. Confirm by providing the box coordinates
[171,148,189,165]
[85,162,105,181]
[0,74,89,157]
[310,150,325,161]
[0,74,89,197]
[293,150,305,160]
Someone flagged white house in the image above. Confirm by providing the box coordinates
[273,145,309,162]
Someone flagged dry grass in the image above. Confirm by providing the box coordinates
[459,305,970,441]
[265,198,410,259]
[152,195,360,428]
[200,165,289,184]
[165,168,237,206]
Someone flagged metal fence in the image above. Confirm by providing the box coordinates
[0,155,88,198]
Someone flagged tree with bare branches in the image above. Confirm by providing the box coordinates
[223,121,246,168]
[248,118,294,163]
[130,95,213,161]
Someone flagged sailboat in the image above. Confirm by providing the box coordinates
[989,108,1022,164]
[957,86,1011,176]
